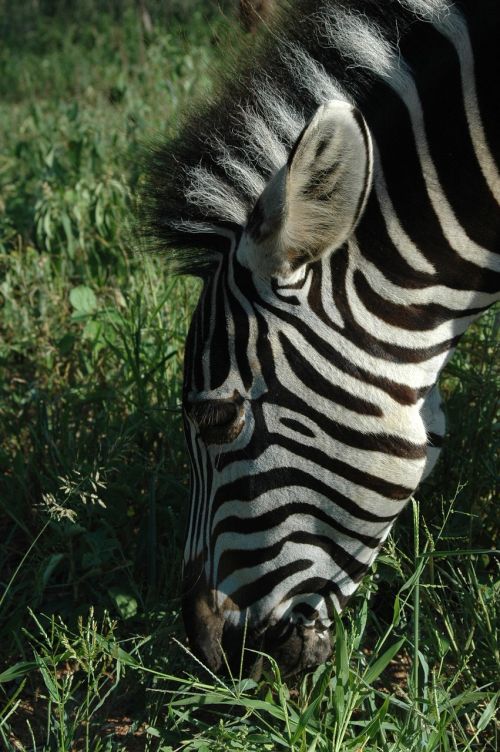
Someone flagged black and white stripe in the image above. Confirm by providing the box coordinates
[144,0,499,672]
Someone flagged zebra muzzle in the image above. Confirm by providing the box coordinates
[182,561,332,676]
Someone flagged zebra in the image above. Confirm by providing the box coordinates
[143,0,499,676]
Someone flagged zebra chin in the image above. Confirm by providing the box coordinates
[181,559,332,677]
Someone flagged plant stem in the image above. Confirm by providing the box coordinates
[0,521,49,612]
[412,498,420,721]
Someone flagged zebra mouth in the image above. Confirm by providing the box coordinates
[182,592,331,676]
[217,618,332,678]
[184,616,332,678]
[182,557,332,677]
[259,619,332,677]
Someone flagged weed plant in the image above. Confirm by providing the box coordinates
[0,2,498,750]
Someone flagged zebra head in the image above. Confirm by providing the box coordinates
[181,101,428,676]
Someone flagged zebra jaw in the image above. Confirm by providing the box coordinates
[238,100,373,280]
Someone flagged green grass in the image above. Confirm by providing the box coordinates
[0,2,498,750]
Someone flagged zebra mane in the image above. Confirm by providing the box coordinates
[142,0,453,275]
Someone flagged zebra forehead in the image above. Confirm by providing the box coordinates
[142,0,460,276]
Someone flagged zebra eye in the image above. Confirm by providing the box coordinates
[185,395,244,445]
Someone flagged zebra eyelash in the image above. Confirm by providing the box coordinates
[186,400,239,429]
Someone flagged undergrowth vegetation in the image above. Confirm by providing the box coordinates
[0,2,498,750]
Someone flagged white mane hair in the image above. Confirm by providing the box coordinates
[142,0,453,275]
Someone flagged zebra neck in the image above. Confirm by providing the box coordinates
[348,5,500,317]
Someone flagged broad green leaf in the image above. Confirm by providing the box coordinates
[82,318,102,341]
[69,285,97,313]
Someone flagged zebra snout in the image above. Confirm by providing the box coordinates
[182,569,332,675]
[262,620,333,677]
[220,618,333,678]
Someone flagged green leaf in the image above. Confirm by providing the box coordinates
[392,594,401,626]
[0,661,37,683]
[69,285,97,314]
[360,696,390,741]
[363,638,405,685]
[108,588,138,619]
[306,735,321,752]
[41,553,64,589]
[82,318,102,341]
[291,695,322,743]
[477,694,498,732]
[56,333,76,355]
[334,611,349,687]
[34,652,60,703]
[61,213,75,258]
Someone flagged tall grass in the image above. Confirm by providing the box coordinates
[0,2,498,749]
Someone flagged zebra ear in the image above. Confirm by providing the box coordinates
[238,100,373,278]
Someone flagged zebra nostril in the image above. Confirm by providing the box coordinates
[263,620,332,676]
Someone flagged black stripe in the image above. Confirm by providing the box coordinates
[353,269,484,330]
[226,283,253,390]
[307,262,340,328]
[265,433,414,498]
[271,387,427,459]
[330,248,462,363]
[280,330,383,416]
[363,79,500,294]
[213,500,382,548]
[400,18,500,250]
[254,294,426,404]
[464,0,500,174]
[209,266,231,390]
[212,465,404,520]
[280,417,316,438]
[229,559,312,610]
[217,530,368,584]
[282,576,350,611]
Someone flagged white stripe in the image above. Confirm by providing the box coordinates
[372,144,437,275]
[352,243,500,309]
[345,256,478,347]
[221,445,411,515]
[261,305,445,390]
[262,403,427,488]
[321,7,500,271]
[270,335,428,440]
[435,9,500,202]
